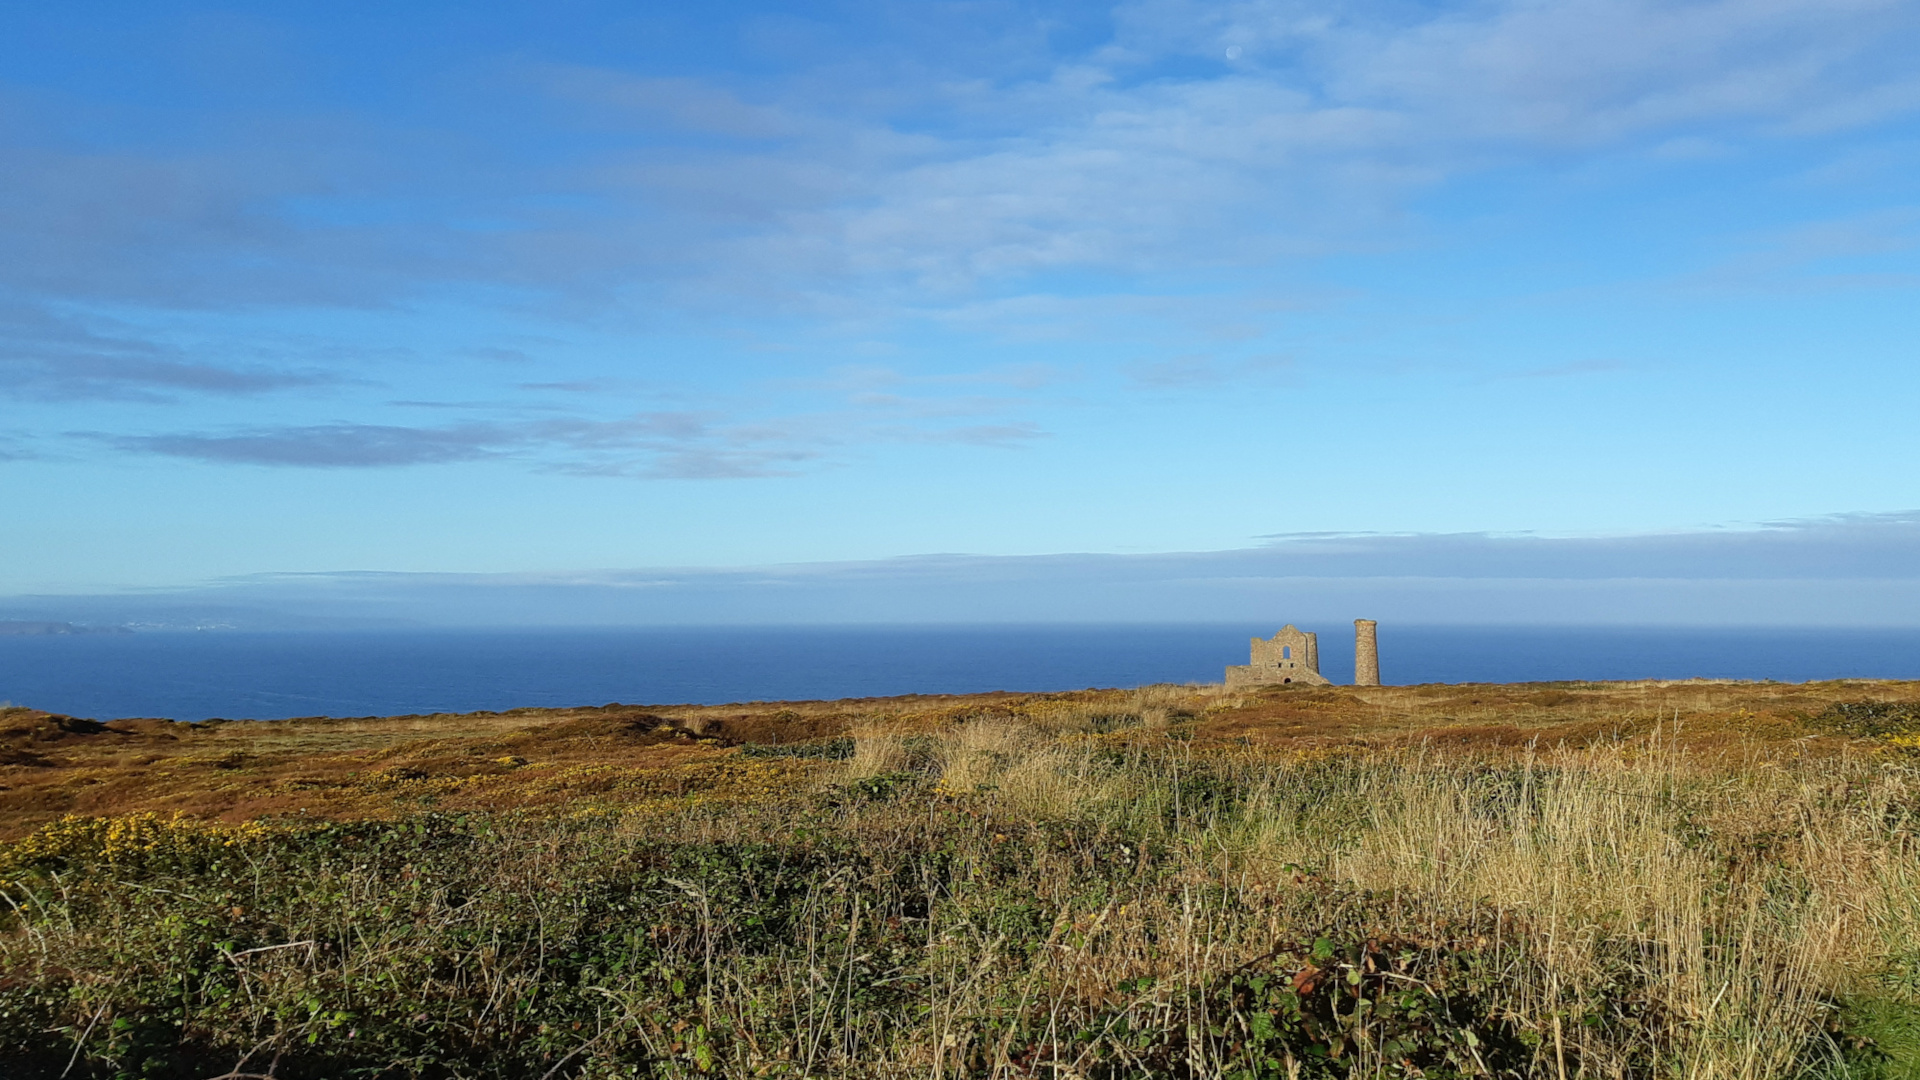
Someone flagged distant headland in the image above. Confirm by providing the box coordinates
[0,621,130,636]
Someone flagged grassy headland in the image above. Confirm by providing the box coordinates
[1,680,1917,1078]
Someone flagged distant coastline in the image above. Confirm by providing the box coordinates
[0,621,130,637]
[6,624,1920,723]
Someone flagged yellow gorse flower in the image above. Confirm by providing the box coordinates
[2,811,273,872]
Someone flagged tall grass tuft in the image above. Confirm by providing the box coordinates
[2,708,1915,1077]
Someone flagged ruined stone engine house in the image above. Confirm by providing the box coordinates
[1224,624,1327,687]
[1225,619,1382,688]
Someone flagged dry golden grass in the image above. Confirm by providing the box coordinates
[3,678,1919,1077]
[1,678,1912,841]
[824,708,1920,1079]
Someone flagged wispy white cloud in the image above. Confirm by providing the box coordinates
[8,2,1918,320]
[99,423,523,468]
[88,381,1050,476]
[89,413,820,478]
[465,0,1920,336]
[1686,207,1920,290]
[0,299,337,401]
[1118,0,1920,141]
[7,0,1920,474]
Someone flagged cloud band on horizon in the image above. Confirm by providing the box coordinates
[7,511,1920,630]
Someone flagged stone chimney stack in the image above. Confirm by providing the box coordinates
[1354,619,1380,686]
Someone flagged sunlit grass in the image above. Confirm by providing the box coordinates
[2,684,1919,1076]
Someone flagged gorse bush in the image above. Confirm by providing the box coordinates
[2,717,1917,1079]
[1812,702,1920,747]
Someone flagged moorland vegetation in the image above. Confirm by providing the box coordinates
[1,680,1917,1078]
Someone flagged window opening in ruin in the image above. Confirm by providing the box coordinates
[1282,646,1291,659]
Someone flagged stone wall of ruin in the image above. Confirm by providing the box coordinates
[1354,619,1380,686]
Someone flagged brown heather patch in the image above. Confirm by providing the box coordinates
[0,679,1914,839]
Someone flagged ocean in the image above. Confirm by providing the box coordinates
[2,624,1918,722]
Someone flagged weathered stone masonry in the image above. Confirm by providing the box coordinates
[1224,624,1330,687]
[1354,619,1380,687]
[1224,619,1383,688]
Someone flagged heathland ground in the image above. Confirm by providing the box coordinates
[2,679,1918,1078]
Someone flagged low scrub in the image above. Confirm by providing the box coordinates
[2,716,1917,1078]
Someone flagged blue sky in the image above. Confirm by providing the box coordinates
[4,0,1920,621]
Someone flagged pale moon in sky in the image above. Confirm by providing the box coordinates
[1225,45,1243,60]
